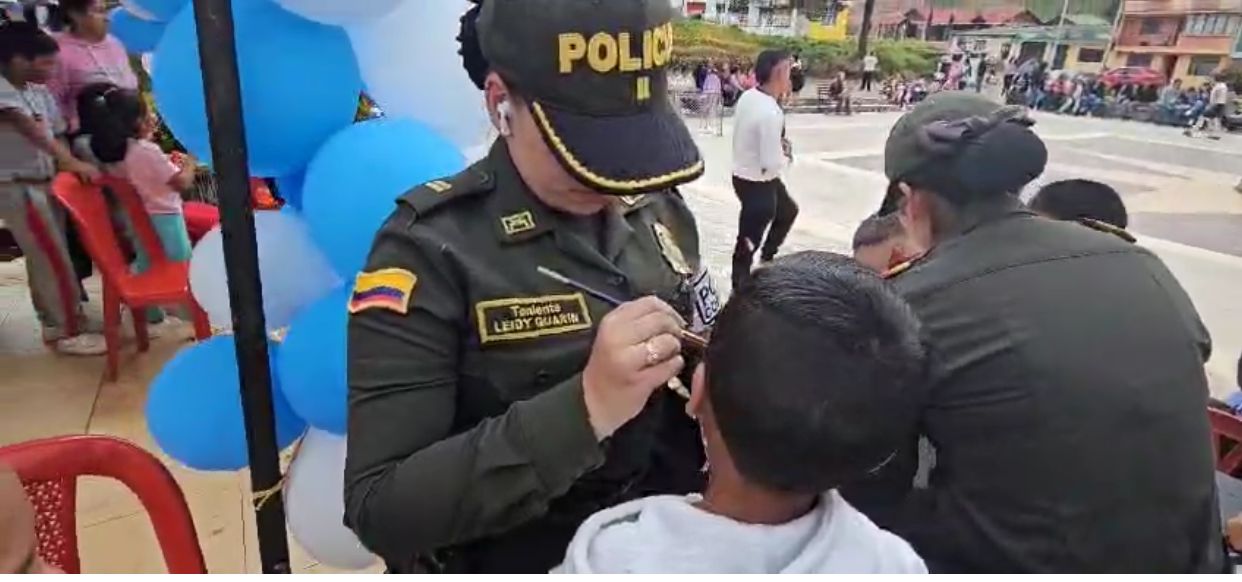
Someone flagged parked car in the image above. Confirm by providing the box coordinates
[1099,67,1166,89]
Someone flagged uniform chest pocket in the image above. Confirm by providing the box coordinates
[470,340,591,403]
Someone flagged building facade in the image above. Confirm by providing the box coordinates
[1108,0,1241,86]
[953,24,1112,73]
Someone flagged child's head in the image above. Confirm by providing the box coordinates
[0,22,59,84]
[852,211,920,273]
[1029,179,1128,229]
[689,251,926,495]
[81,86,152,164]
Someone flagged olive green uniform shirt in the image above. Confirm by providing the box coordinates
[345,142,714,572]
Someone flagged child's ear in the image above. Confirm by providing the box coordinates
[687,362,707,419]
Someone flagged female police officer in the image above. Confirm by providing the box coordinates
[343,0,720,573]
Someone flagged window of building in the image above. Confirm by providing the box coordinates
[1127,53,1153,67]
[1139,18,1162,34]
[1077,48,1105,63]
[1185,13,1241,35]
[1188,55,1222,76]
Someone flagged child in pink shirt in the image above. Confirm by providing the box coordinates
[84,87,196,267]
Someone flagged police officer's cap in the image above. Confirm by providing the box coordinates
[478,0,703,195]
[879,92,1048,215]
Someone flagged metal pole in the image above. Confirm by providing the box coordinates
[1050,0,1071,65]
[189,0,291,574]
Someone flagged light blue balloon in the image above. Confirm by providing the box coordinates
[303,118,465,277]
[146,336,306,471]
[277,287,349,434]
[124,0,189,21]
[109,7,166,54]
[151,0,361,177]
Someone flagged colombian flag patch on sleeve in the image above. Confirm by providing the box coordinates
[349,268,418,315]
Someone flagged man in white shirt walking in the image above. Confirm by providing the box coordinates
[861,51,879,92]
[730,49,798,289]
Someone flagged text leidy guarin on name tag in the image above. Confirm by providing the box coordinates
[475,293,594,344]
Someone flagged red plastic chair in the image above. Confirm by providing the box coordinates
[50,173,211,381]
[0,435,207,573]
[1209,407,1242,476]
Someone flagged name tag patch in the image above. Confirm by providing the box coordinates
[476,293,593,344]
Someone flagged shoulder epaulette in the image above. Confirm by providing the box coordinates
[882,259,915,279]
[398,167,495,218]
[1078,217,1136,244]
[882,251,929,280]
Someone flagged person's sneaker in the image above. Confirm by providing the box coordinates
[1234,180,1242,194]
[54,334,107,356]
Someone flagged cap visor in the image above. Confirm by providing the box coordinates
[530,100,704,195]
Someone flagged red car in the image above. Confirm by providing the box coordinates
[1099,67,1166,89]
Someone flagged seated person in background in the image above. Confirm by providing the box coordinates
[1,468,57,574]
[84,87,197,325]
[851,207,925,274]
[83,87,197,268]
[1029,179,1130,235]
[556,252,929,574]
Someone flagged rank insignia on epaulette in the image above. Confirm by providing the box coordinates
[1078,217,1136,243]
[882,259,914,279]
[349,268,418,315]
[501,211,536,236]
[653,223,692,276]
[425,180,453,193]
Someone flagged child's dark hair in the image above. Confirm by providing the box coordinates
[0,21,58,63]
[704,251,926,494]
[1029,179,1128,229]
[80,85,147,164]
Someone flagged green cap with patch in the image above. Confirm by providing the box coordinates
[883,92,1001,182]
[477,0,703,195]
[879,92,1047,214]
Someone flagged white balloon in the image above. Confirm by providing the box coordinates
[119,0,159,22]
[188,210,341,330]
[348,0,492,149]
[274,0,406,26]
[285,429,378,570]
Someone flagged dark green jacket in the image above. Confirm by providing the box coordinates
[851,197,1223,573]
[344,142,709,573]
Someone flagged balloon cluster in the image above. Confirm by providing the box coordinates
[134,0,486,569]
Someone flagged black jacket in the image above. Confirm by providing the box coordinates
[848,198,1223,573]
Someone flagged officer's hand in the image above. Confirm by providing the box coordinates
[582,296,685,440]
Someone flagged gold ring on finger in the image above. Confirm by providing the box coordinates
[644,339,662,366]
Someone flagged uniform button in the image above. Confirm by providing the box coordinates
[535,370,550,385]
[610,275,626,286]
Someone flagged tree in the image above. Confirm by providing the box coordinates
[857,0,877,59]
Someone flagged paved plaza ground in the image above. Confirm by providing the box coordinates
[1,107,1240,572]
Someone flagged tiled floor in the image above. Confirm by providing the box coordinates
[0,259,377,573]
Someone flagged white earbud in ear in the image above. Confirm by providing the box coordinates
[496,100,513,137]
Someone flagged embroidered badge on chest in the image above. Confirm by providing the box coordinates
[652,223,692,276]
[475,293,593,344]
[501,211,536,236]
